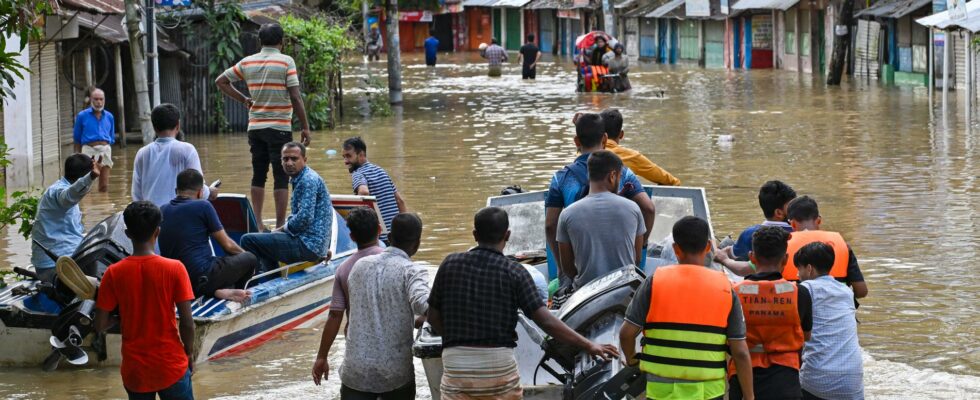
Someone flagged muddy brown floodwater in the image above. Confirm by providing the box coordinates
[1,52,978,398]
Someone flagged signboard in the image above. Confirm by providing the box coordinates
[156,0,192,6]
[686,0,710,17]
[558,9,581,19]
[948,0,967,20]
[399,11,433,22]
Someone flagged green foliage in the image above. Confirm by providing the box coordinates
[0,0,50,104]
[365,74,391,117]
[280,14,357,130]
[0,143,39,240]
[200,0,245,132]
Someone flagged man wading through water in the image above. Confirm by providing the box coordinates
[216,22,312,229]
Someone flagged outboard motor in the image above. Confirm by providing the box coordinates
[71,212,132,279]
[538,266,646,400]
[43,299,98,371]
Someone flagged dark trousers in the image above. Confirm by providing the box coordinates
[240,232,321,273]
[247,128,293,190]
[340,381,415,400]
[802,389,827,400]
[522,65,536,79]
[199,252,258,296]
[729,366,803,400]
[125,369,193,400]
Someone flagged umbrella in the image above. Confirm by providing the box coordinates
[575,31,615,49]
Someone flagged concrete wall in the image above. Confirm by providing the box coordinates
[2,34,34,189]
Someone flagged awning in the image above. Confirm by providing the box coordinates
[731,0,799,11]
[69,10,180,52]
[624,2,661,17]
[58,0,124,15]
[917,0,980,31]
[463,0,499,5]
[615,0,639,8]
[493,0,533,6]
[856,0,931,19]
[527,0,564,8]
[646,0,686,17]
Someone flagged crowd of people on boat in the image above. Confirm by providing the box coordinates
[24,21,868,400]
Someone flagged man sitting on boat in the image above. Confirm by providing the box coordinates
[427,207,619,400]
[241,142,333,273]
[30,154,102,283]
[545,113,655,292]
[556,150,646,290]
[160,169,258,303]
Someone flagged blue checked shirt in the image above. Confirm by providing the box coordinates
[283,166,332,256]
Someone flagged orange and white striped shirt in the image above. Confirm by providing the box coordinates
[222,47,300,132]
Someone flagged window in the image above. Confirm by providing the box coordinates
[800,10,811,56]
[785,9,797,55]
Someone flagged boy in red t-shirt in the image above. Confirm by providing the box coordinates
[95,201,196,400]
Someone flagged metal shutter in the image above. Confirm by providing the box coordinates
[854,20,881,80]
[29,42,61,182]
[954,31,966,89]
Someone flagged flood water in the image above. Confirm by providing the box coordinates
[2,52,979,398]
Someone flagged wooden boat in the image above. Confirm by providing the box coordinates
[0,194,383,368]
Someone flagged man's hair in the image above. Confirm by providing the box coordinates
[491,38,499,45]
[64,154,92,183]
[124,201,162,243]
[259,23,284,46]
[176,169,204,192]
[587,150,622,182]
[474,207,509,243]
[346,207,380,245]
[758,180,797,219]
[751,225,790,263]
[151,103,180,132]
[343,137,367,154]
[787,195,820,222]
[527,34,535,42]
[672,216,711,255]
[389,213,423,247]
[430,29,437,36]
[282,141,306,157]
[599,108,623,137]
[575,113,605,148]
[793,241,835,274]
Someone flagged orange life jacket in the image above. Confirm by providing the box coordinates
[638,265,733,382]
[783,230,849,281]
[726,279,804,377]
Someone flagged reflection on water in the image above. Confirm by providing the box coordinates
[1,52,978,398]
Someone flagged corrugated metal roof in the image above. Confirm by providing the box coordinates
[70,10,180,51]
[624,1,661,17]
[917,0,980,31]
[856,0,930,19]
[492,0,533,6]
[463,0,499,6]
[646,0,685,17]
[59,0,124,15]
[615,0,639,8]
[731,0,799,10]
[526,0,564,8]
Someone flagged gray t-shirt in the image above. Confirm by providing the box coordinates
[341,247,430,392]
[557,191,645,288]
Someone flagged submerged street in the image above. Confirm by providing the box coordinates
[1,53,978,398]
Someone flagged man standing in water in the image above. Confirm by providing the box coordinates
[428,207,618,399]
[73,87,114,192]
[322,213,430,399]
[216,22,311,228]
[95,201,196,400]
[132,104,214,209]
[341,137,407,241]
[517,34,541,80]
[424,30,439,67]
[482,38,508,77]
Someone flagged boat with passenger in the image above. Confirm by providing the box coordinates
[0,193,384,369]
[414,185,734,399]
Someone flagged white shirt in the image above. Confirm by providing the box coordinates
[131,137,210,208]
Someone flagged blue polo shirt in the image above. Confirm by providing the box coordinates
[73,107,115,145]
[732,221,794,260]
[424,36,439,61]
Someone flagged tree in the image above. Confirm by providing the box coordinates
[827,0,855,85]
[0,0,49,103]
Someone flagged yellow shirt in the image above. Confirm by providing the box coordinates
[606,140,681,186]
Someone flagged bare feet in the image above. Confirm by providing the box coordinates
[214,289,252,303]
